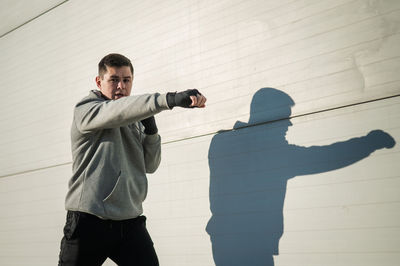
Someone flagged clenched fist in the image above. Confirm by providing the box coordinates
[167,89,207,109]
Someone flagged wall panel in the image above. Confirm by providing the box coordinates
[0,165,68,265]
[0,0,399,265]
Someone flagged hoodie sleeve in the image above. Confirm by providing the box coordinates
[142,134,162,173]
[74,92,170,134]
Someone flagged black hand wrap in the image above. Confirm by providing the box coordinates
[167,89,201,109]
[141,116,158,135]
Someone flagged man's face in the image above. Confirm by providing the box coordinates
[96,66,133,100]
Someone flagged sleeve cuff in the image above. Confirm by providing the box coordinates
[144,133,161,144]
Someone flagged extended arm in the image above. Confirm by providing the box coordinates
[74,92,169,133]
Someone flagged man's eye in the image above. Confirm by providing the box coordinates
[123,79,131,83]
[110,79,119,82]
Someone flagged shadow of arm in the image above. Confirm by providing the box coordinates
[293,130,395,176]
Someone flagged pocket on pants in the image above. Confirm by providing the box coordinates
[63,211,80,240]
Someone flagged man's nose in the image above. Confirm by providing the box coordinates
[117,81,125,89]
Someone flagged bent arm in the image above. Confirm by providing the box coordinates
[142,134,162,173]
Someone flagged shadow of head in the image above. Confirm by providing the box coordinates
[247,88,295,125]
[233,88,295,135]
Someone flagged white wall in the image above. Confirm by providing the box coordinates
[0,0,399,265]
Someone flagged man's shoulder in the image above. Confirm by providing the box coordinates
[82,90,103,101]
[75,90,104,106]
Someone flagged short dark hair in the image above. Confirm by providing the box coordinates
[98,53,134,77]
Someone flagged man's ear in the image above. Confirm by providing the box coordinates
[95,76,102,89]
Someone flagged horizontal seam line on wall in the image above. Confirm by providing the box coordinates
[0,162,72,179]
[1,93,399,179]
[0,0,69,39]
[163,93,400,144]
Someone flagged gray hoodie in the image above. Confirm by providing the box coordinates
[65,90,170,220]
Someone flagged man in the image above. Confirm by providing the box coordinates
[58,53,206,266]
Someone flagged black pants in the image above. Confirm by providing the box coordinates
[58,211,159,266]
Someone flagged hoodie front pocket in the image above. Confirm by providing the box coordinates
[103,170,122,202]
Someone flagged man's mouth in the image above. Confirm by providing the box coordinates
[115,93,125,99]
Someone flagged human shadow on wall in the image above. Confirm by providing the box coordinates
[206,88,395,266]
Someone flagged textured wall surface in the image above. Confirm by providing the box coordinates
[0,0,399,265]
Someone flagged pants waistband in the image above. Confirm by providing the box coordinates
[68,210,146,225]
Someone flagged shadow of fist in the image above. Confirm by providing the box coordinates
[367,130,396,149]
